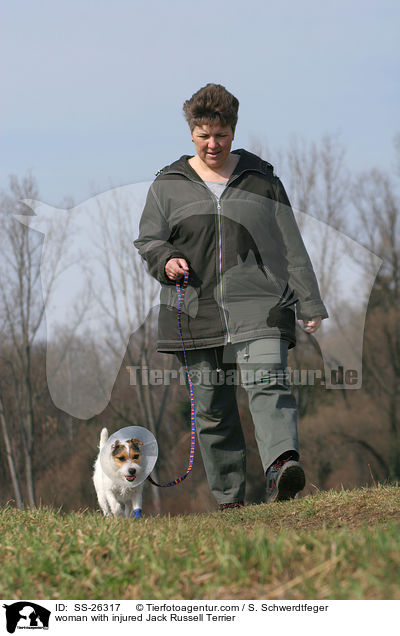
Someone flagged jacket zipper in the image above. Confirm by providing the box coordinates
[202,171,247,344]
[182,181,232,343]
[216,197,231,342]
[214,349,222,374]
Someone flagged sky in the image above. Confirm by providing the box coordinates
[1,0,399,206]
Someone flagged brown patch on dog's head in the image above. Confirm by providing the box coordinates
[111,440,129,465]
[128,438,143,463]
[111,440,121,455]
[110,438,142,466]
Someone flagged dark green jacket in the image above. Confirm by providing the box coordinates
[134,149,328,351]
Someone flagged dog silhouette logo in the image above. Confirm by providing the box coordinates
[2,602,50,633]
[14,183,382,415]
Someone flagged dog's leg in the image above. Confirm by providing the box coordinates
[130,484,143,519]
[93,461,112,516]
[97,493,112,516]
[107,494,124,517]
[124,501,141,519]
[124,502,133,518]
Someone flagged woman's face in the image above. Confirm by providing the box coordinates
[191,121,234,169]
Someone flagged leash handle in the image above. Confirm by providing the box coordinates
[147,269,196,488]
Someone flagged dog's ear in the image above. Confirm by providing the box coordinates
[130,438,143,446]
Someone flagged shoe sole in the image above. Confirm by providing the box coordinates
[273,462,306,502]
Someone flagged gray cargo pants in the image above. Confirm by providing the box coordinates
[176,338,299,505]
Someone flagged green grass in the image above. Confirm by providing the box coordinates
[1,485,399,600]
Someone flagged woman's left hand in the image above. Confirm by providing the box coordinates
[302,316,322,334]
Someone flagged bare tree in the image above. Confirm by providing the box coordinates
[0,389,23,507]
[350,162,400,478]
[272,135,351,414]
[0,173,72,506]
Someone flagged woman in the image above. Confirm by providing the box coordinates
[134,84,328,510]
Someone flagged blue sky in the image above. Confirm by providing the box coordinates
[1,0,399,205]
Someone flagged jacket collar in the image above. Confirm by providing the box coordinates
[158,149,273,181]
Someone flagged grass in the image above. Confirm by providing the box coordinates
[1,484,399,600]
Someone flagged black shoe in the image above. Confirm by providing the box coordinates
[218,502,244,511]
[266,455,305,502]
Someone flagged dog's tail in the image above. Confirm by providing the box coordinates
[99,427,109,450]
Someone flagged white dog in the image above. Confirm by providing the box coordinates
[93,428,144,519]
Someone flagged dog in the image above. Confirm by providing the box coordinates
[93,427,144,519]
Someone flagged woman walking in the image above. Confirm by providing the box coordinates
[134,84,328,510]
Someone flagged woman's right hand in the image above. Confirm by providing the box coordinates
[165,258,189,281]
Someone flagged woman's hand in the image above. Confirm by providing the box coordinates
[302,316,322,334]
[165,258,189,281]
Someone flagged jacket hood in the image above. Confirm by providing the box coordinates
[156,149,274,180]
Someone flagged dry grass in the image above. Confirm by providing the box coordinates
[1,484,399,600]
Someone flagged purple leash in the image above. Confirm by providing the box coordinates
[147,270,196,487]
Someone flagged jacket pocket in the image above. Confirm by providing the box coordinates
[262,264,286,295]
[160,284,175,310]
[163,284,199,317]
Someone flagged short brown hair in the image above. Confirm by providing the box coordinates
[183,84,239,133]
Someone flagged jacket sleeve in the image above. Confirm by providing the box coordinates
[134,183,188,285]
[273,177,329,321]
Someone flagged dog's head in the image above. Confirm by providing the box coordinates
[110,437,144,485]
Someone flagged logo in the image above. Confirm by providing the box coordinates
[2,603,50,633]
[12,184,382,417]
